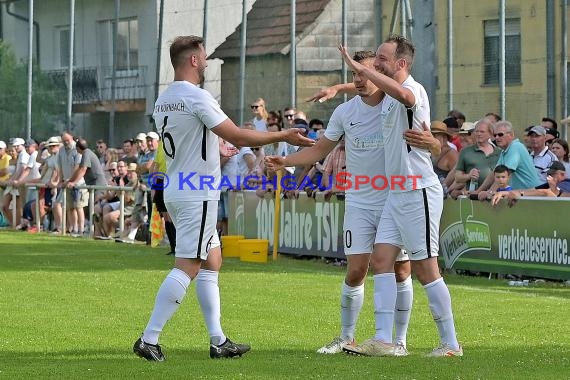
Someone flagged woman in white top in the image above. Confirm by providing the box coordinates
[250,97,268,132]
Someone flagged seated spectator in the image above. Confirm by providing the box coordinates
[527,125,558,182]
[267,110,283,130]
[120,139,138,164]
[549,138,570,178]
[491,161,570,206]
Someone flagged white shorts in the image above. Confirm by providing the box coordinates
[375,185,443,261]
[165,200,221,260]
[344,205,409,261]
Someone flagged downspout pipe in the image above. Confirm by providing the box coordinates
[6,0,40,62]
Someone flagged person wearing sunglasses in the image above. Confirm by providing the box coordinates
[282,106,296,129]
[475,121,540,200]
[250,98,268,132]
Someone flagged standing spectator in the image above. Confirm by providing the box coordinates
[250,98,268,132]
[139,132,158,185]
[27,137,61,232]
[442,117,461,151]
[2,138,29,227]
[267,110,282,130]
[449,119,500,198]
[457,121,475,148]
[0,141,9,183]
[96,140,108,166]
[135,133,148,158]
[56,132,87,236]
[550,138,570,177]
[492,165,513,192]
[308,119,325,140]
[541,117,557,131]
[133,35,311,362]
[68,138,107,189]
[430,121,458,187]
[282,107,296,129]
[447,109,466,128]
[527,125,558,182]
[477,121,540,199]
[120,139,138,165]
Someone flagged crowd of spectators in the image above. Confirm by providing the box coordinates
[430,110,570,203]
[2,103,569,243]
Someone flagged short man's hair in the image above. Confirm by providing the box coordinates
[353,50,376,63]
[495,120,514,134]
[384,34,415,67]
[485,112,502,122]
[170,35,204,69]
[542,117,558,130]
[494,165,512,175]
[448,109,466,121]
[309,118,324,129]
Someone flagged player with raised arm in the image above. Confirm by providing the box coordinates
[335,35,461,357]
[266,51,440,356]
[133,35,313,362]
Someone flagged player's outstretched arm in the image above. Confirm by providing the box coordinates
[305,83,357,103]
[265,137,337,171]
[213,119,314,149]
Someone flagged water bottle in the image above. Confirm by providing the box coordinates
[468,179,478,192]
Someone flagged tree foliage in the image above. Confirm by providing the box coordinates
[0,41,65,142]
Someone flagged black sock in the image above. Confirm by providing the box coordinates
[165,221,176,252]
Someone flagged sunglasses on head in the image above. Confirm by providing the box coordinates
[494,133,506,137]
[546,139,555,144]
[250,105,260,109]
[252,147,260,151]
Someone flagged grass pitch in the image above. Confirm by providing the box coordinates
[1,231,569,379]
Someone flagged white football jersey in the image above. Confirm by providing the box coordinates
[153,81,227,202]
[324,96,387,210]
[380,75,439,192]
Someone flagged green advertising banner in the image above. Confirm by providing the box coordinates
[229,191,570,280]
[228,191,345,259]
[440,197,570,280]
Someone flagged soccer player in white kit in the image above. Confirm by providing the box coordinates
[133,36,313,361]
[266,51,440,356]
[338,35,462,357]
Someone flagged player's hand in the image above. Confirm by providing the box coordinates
[404,121,437,152]
[283,128,315,147]
[219,139,239,157]
[264,155,286,171]
[305,87,338,103]
[338,45,364,74]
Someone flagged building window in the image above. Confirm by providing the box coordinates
[97,18,138,71]
[483,19,521,85]
[58,27,73,68]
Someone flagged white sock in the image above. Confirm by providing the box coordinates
[373,273,397,343]
[340,282,364,341]
[424,278,460,350]
[195,269,226,345]
[142,268,190,345]
[128,228,137,240]
[394,276,413,347]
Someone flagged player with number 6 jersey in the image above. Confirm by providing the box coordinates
[133,35,314,362]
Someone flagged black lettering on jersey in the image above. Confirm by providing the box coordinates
[159,116,176,159]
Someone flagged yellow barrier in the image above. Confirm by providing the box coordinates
[239,239,269,263]
[221,235,244,258]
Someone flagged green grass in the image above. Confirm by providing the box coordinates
[1,231,569,379]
